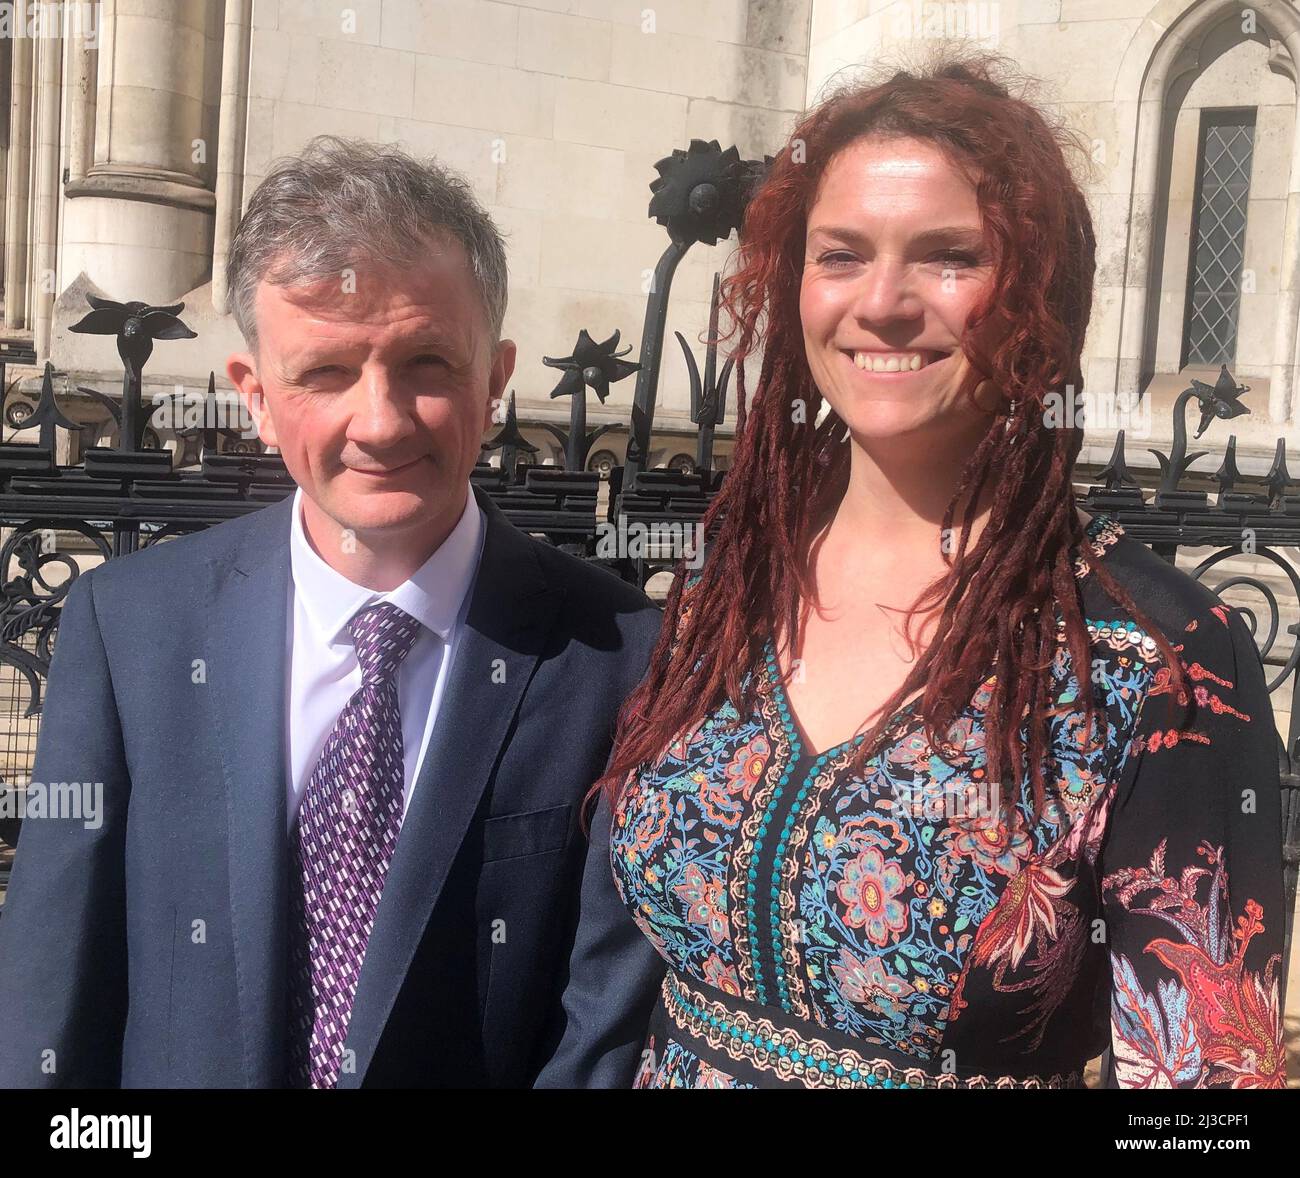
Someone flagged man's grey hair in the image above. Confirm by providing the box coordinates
[226,135,508,352]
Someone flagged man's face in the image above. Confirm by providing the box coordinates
[228,234,514,555]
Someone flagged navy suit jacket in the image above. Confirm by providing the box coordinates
[0,486,667,1087]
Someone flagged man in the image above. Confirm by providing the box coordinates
[0,136,665,1087]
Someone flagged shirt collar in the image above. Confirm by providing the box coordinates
[289,483,485,649]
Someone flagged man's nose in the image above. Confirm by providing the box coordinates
[346,367,417,446]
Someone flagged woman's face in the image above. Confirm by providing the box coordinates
[800,135,999,441]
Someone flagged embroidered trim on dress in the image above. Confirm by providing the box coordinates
[660,970,1085,1090]
[1074,514,1124,580]
[730,673,799,1002]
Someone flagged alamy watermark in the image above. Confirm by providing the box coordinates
[889,1,1000,42]
[0,780,103,830]
[0,2,101,47]
[50,1109,150,1159]
[150,386,259,439]
[890,777,1002,822]
[595,516,705,569]
[1042,386,1152,437]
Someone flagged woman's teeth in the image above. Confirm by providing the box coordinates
[851,351,933,372]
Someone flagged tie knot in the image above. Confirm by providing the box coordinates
[348,602,422,685]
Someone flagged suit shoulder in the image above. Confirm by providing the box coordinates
[528,534,659,618]
[522,537,662,674]
[79,499,290,595]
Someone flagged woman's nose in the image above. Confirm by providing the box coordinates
[848,259,923,324]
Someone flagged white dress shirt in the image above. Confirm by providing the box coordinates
[285,483,486,832]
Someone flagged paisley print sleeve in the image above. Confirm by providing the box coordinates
[1096,601,1287,1088]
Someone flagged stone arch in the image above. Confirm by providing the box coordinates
[1112,0,1300,424]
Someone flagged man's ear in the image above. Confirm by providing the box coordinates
[227,351,278,449]
[485,338,517,432]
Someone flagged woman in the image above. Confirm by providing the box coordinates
[588,53,1287,1089]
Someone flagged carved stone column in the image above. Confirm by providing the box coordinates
[3,33,33,330]
[61,0,219,304]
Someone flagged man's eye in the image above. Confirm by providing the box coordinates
[411,354,445,366]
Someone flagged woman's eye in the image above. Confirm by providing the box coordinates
[816,249,981,271]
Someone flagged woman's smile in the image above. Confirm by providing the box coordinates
[837,347,955,381]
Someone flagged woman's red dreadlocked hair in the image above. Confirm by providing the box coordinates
[593,49,1191,823]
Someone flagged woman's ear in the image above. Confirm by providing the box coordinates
[973,378,1004,415]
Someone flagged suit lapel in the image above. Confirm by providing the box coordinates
[338,488,564,1087]
[203,495,295,1087]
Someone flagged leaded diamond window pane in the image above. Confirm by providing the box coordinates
[1182,111,1255,366]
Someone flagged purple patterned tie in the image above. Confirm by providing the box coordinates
[288,601,423,1088]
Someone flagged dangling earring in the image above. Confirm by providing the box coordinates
[815,401,847,466]
[1004,399,1022,446]
[816,420,843,466]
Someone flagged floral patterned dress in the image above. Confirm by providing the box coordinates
[610,514,1288,1088]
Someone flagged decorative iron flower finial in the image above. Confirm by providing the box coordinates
[68,294,196,373]
[543,329,639,404]
[1149,364,1252,496]
[648,139,747,246]
[1189,364,1250,438]
[541,330,639,472]
[68,293,196,453]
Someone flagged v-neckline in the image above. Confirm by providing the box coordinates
[760,640,926,763]
[758,512,1121,761]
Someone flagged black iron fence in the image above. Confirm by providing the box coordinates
[0,140,1295,961]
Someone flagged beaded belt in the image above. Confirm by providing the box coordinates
[651,969,1085,1089]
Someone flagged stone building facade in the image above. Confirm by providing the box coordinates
[0,0,1297,1072]
[0,0,1296,469]
[1,0,1297,730]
